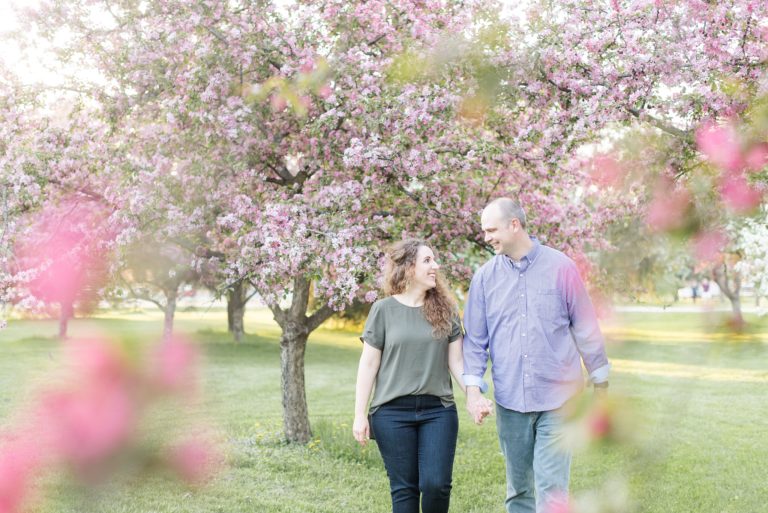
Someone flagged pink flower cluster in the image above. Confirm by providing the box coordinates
[0,337,221,513]
[696,121,766,214]
[13,198,112,309]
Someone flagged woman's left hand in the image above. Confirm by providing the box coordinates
[353,415,370,446]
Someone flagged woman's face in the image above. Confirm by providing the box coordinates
[409,245,440,291]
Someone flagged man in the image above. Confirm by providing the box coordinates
[463,197,610,513]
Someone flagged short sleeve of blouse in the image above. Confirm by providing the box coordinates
[449,314,463,342]
[361,301,385,349]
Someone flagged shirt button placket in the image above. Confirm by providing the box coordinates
[521,268,530,388]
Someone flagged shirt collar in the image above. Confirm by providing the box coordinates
[506,237,541,270]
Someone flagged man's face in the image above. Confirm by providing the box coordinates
[481,206,518,255]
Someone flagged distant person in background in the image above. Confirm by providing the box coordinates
[353,238,492,513]
[701,278,711,296]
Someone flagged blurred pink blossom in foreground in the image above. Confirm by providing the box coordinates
[167,435,224,486]
[150,336,199,396]
[15,198,111,309]
[0,437,42,513]
[543,493,572,513]
[695,120,765,214]
[691,230,729,264]
[718,172,763,213]
[645,176,691,232]
[744,142,768,172]
[695,122,744,173]
[40,385,136,474]
[589,154,625,189]
[0,336,221,513]
[38,339,138,475]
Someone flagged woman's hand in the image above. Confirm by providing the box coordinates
[353,415,370,446]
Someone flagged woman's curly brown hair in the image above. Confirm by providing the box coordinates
[382,239,458,339]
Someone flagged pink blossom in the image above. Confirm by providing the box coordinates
[299,58,315,74]
[167,438,222,486]
[719,172,763,213]
[589,154,624,188]
[65,338,130,385]
[571,252,595,284]
[542,492,572,513]
[270,93,287,112]
[298,95,312,110]
[645,179,691,232]
[14,198,110,312]
[695,122,745,173]
[0,437,41,513]
[317,84,333,99]
[149,337,199,394]
[744,142,768,172]
[31,339,138,471]
[588,407,612,439]
[411,20,426,38]
[691,230,728,263]
[39,383,136,470]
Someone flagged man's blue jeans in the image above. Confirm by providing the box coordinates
[371,395,458,513]
[496,404,571,513]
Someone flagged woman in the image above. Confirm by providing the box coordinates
[353,239,487,513]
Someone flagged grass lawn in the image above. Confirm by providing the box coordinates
[1,308,767,513]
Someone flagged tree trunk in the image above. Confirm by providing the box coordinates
[227,280,247,342]
[163,287,177,340]
[729,296,744,326]
[270,276,336,443]
[280,325,311,443]
[58,301,73,339]
[712,258,743,328]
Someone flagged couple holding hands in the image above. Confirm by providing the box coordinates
[353,198,611,513]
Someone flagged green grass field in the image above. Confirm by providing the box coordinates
[1,308,766,513]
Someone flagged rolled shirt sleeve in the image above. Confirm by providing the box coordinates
[361,301,385,349]
[589,363,611,384]
[449,314,463,342]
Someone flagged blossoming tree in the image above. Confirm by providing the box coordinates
[12,0,765,442]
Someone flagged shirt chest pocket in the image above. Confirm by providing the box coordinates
[536,289,565,322]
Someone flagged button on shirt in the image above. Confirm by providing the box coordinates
[463,238,610,413]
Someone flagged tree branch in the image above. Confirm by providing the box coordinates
[625,107,692,140]
[307,304,335,332]
[268,302,286,328]
[122,280,165,310]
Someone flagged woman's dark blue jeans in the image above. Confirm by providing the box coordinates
[371,395,459,513]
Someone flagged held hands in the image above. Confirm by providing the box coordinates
[594,381,608,401]
[352,415,370,446]
[466,389,494,425]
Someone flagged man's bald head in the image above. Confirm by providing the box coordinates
[484,198,527,229]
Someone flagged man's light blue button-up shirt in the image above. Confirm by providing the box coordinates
[463,238,610,413]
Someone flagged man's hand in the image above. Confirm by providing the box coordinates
[593,381,608,399]
[466,386,494,425]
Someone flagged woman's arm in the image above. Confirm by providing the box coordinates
[353,342,382,445]
[448,335,466,394]
[450,334,494,420]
